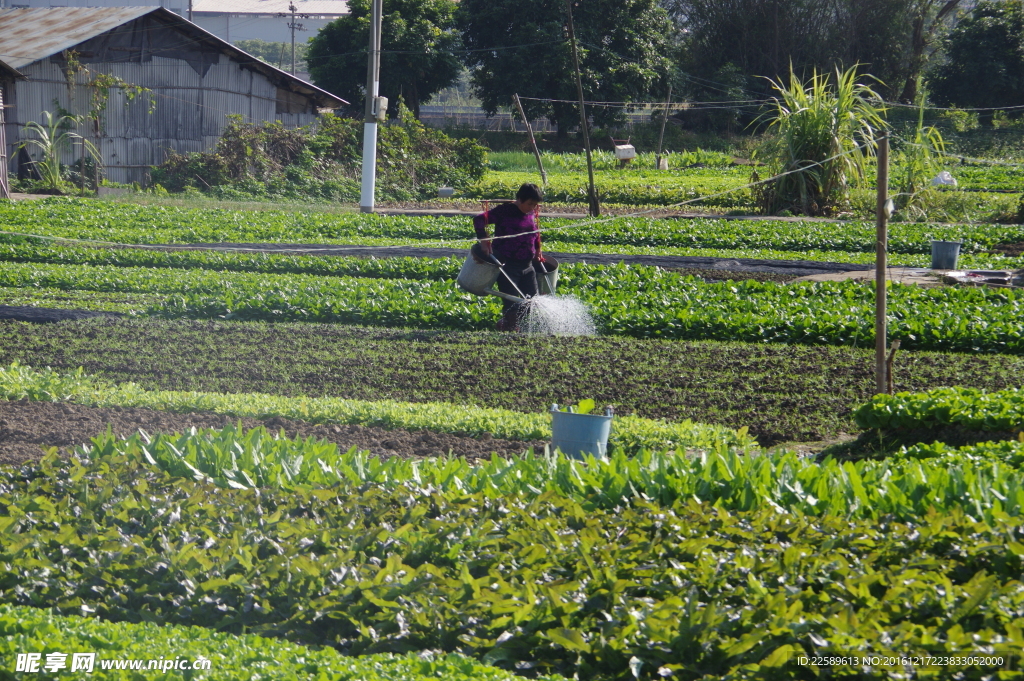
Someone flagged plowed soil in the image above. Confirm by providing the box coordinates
[989,242,1024,257]
[0,399,545,467]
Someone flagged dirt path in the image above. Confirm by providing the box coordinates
[0,400,545,467]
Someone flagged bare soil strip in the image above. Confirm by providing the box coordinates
[0,305,124,323]
[0,399,544,467]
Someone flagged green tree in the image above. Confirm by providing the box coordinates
[928,0,1024,125]
[234,39,308,72]
[458,0,674,136]
[667,0,959,105]
[895,0,963,103]
[307,0,462,119]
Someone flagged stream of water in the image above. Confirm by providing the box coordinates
[522,295,597,336]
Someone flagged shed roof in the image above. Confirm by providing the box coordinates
[0,58,23,81]
[0,7,154,71]
[193,0,348,16]
[0,7,346,107]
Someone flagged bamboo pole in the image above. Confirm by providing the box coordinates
[513,93,547,186]
[564,0,599,217]
[875,134,890,395]
[0,88,8,200]
[655,84,672,170]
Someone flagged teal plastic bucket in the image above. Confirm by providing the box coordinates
[550,409,612,460]
[931,240,962,270]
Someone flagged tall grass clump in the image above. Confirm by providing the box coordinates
[754,66,887,216]
[892,84,948,220]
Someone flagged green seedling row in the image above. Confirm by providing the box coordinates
[4,259,1024,354]
[158,266,1024,354]
[0,604,565,681]
[6,319,1024,446]
[4,197,1024,256]
[897,439,1024,467]
[855,386,1024,432]
[3,452,1024,680]
[6,234,1024,273]
[5,228,1024,273]
[945,164,1024,192]
[79,421,1024,521]
[0,241,466,281]
[0,362,753,453]
[467,170,752,207]
[486,149,736,173]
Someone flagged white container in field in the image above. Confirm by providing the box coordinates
[614,144,636,160]
[931,171,957,187]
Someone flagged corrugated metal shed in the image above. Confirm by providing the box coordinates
[0,7,345,105]
[0,7,347,185]
[0,58,23,199]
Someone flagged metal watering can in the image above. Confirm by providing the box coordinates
[457,243,559,301]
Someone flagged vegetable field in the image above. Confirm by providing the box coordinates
[3,416,1024,680]
[4,198,1024,264]
[3,199,1024,354]
[3,175,1024,680]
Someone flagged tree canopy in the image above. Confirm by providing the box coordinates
[458,0,674,135]
[927,0,1024,124]
[306,0,462,118]
[666,0,961,107]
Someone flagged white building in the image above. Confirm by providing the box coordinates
[0,0,348,46]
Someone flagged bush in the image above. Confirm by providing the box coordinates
[150,151,229,193]
[151,106,486,202]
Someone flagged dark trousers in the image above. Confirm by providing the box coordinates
[497,258,538,327]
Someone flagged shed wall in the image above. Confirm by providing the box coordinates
[6,52,319,185]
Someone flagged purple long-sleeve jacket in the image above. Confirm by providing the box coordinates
[473,202,541,262]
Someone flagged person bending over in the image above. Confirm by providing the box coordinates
[473,183,546,331]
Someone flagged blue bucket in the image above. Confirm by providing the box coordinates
[550,409,612,460]
[931,240,962,270]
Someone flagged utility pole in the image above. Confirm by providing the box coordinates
[565,0,599,217]
[875,134,890,395]
[187,0,192,22]
[359,0,384,213]
[279,2,309,75]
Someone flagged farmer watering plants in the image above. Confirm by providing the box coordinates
[473,182,547,331]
